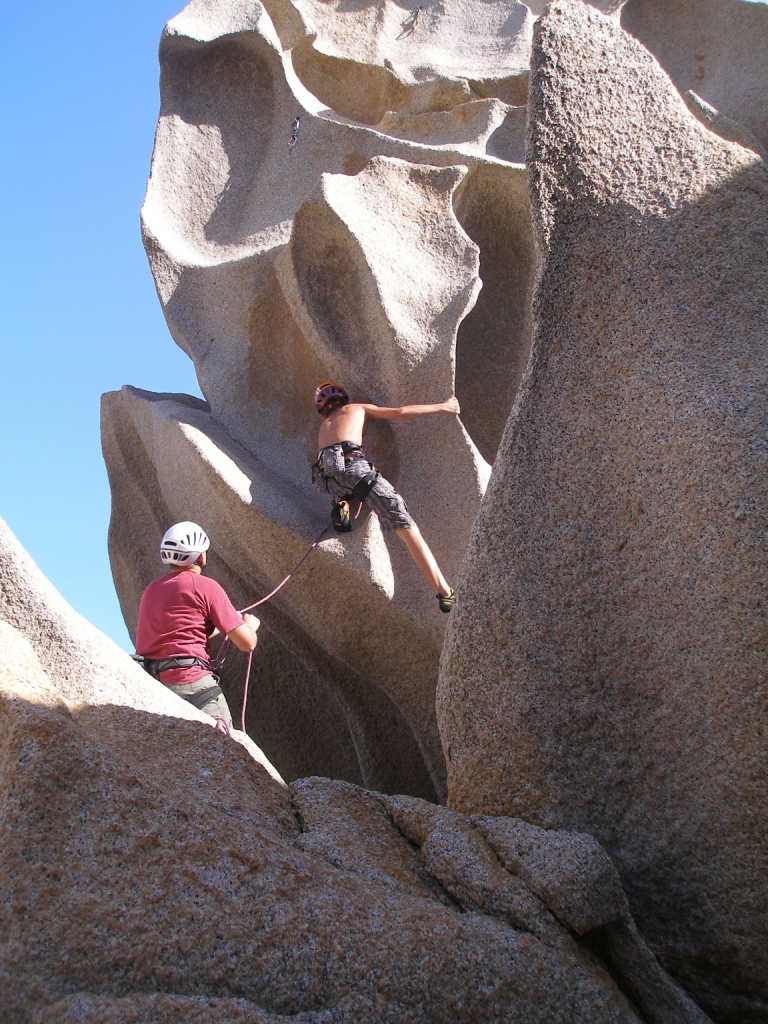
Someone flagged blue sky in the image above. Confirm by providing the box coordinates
[0,0,197,650]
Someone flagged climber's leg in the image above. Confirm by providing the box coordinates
[396,524,452,602]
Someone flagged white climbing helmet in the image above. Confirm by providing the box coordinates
[160,521,210,567]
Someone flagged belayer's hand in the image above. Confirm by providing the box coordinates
[443,396,460,416]
[243,614,261,632]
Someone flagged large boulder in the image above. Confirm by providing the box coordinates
[0,518,683,1024]
[438,4,768,1022]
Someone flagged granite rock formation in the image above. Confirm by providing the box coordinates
[93,0,767,1019]
[622,0,768,156]
[102,384,449,801]
[103,0,768,806]
[438,4,767,1023]
[0,516,281,780]
[283,0,534,121]
[0,520,704,1024]
[103,0,539,796]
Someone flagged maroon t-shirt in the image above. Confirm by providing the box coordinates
[135,571,244,685]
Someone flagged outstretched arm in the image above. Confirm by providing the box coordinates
[360,397,460,421]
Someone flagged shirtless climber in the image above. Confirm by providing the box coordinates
[134,521,260,726]
[313,382,458,612]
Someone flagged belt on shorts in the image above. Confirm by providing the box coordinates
[317,442,366,461]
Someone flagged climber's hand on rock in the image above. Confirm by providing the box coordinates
[443,396,460,416]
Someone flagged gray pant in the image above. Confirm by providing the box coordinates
[163,674,233,728]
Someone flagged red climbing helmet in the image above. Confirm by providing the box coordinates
[314,381,349,416]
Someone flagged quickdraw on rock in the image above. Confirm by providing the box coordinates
[288,116,300,148]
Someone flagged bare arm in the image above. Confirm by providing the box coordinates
[226,613,260,652]
[360,397,460,421]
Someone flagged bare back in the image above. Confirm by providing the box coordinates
[317,404,368,449]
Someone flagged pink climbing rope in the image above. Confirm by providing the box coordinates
[238,523,331,615]
[241,650,253,733]
[211,523,331,733]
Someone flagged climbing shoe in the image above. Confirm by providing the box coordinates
[437,588,455,613]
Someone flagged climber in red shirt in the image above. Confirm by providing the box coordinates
[135,521,260,727]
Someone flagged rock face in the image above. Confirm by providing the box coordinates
[284,0,534,121]
[102,384,448,801]
[684,90,767,162]
[94,0,766,1019]
[141,0,534,469]
[438,5,768,1023]
[622,0,768,156]
[0,516,282,780]
[1,520,701,1024]
[103,0,538,797]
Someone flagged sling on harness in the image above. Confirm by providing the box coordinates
[312,442,379,533]
[184,683,225,711]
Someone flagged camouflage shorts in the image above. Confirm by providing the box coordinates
[316,446,414,532]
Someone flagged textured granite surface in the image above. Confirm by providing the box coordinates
[438,4,767,1022]
[103,0,542,793]
[622,0,768,154]
[101,384,449,801]
[1,576,665,1023]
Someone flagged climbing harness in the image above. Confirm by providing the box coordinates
[312,442,380,533]
[131,654,226,713]
[132,654,216,680]
[288,116,300,149]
